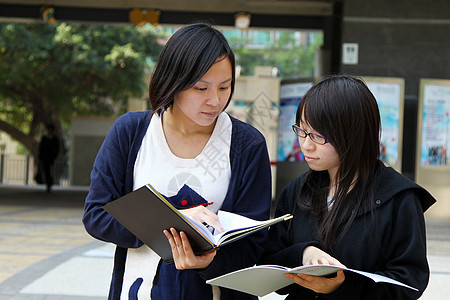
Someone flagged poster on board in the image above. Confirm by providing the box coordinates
[364,77,404,171]
[277,81,314,162]
[418,79,450,167]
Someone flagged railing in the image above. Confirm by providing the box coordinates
[0,153,69,186]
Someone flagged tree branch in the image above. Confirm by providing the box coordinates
[0,118,38,156]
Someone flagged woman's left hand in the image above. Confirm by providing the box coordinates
[181,206,225,233]
[284,269,345,294]
[163,227,216,270]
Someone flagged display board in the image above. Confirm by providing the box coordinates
[277,80,314,162]
[417,79,450,168]
[416,78,450,219]
[363,77,404,172]
[275,79,314,203]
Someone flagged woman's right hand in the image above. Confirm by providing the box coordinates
[163,228,217,270]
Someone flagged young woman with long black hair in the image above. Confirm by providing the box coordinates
[261,74,435,299]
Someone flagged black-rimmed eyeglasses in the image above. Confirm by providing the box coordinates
[292,124,328,145]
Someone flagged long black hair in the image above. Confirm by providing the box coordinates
[295,74,381,251]
[149,23,236,115]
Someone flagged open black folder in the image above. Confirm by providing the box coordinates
[103,184,292,264]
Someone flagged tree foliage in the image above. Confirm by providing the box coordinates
[0,23,163,156]
[231,31,323,78]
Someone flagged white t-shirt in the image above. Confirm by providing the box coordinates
[120,112,232,299]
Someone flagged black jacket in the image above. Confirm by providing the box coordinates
[38,134,59,163]
[260,162,436,299]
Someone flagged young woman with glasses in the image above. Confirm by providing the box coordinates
[260,74,435,299]
[83,23,272,300]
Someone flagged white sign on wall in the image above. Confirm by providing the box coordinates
[342,43,359,65]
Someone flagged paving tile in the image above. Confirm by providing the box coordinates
[0,254,46,284]
[20,257,112,297]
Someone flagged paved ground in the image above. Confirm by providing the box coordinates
[0,184,449,299]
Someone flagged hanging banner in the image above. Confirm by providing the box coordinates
[364,77,404,171]
[277,81,313,162]
[418,79,450,167]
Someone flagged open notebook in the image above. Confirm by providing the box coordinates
[103,183,292,263]
[207,264,418,297]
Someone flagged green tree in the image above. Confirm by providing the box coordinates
[231,31,323,78]
[0,23,163,156]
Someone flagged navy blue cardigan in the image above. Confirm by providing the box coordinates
[83,111,272,299]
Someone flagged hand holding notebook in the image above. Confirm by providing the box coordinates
[206,264,418,297]
[103,183,292,263]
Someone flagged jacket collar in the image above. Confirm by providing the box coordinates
[295,161,436,216]
[371,162,436,213]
